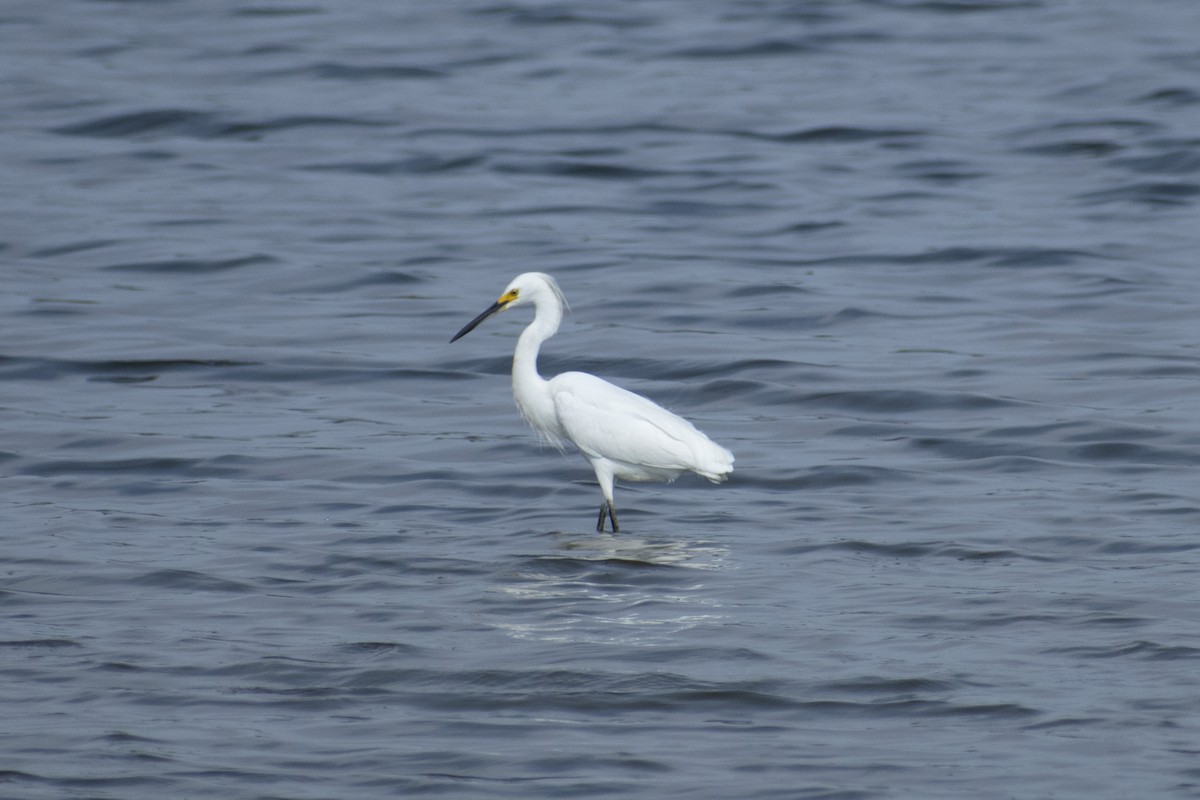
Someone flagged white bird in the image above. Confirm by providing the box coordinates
[450,272,734,532]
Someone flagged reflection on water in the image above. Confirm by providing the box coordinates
[549,532,731,569]
[494,535,731,644]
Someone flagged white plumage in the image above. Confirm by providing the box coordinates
[451,272,733,532]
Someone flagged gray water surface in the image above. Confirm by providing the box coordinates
[4,1,1200,798]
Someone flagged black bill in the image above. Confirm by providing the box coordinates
[450,300,505,343]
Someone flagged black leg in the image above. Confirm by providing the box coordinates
[595,501,620,533]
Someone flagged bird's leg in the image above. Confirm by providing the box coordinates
[592,462,619,533]
[594,500,621,533]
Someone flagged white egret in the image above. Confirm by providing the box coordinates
[450,272,734,532]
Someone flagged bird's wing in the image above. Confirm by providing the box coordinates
[548,371,708,470]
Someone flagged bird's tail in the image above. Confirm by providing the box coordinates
[694,441,735,483]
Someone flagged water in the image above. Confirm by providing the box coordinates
[3,1,1200,797]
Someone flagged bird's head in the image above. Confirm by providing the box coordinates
[450,272,565,342]
[497,272,565,310]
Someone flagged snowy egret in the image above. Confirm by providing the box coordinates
[450,272,734,532]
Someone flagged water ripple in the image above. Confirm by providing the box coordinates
[53,109,388,140]
[8,1,1200,797]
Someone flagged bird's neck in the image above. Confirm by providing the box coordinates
[511,299,561,437]
[512,327,545,391]
[512,298,561,380]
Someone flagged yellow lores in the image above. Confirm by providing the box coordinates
[451,273,734,533]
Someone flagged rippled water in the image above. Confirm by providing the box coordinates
[4,1,1200,798]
